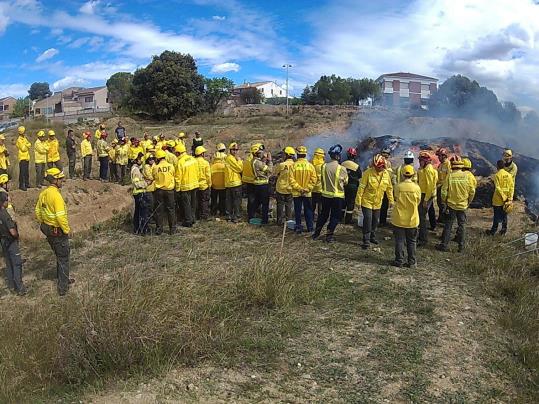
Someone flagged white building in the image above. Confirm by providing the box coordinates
[233,81,287,99]
[376,72,438,109]
[33,86,111,118]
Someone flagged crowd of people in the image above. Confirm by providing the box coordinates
[0,123,518,296]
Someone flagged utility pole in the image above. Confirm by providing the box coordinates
[282,64,292,116]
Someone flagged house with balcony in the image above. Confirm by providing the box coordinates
[33,86,111,118]
[376,72,438,109]
[232,81,287,99]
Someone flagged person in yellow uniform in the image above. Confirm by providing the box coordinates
[225,142,243,223]
[176,132,187,147]
[0,133,10,176]
[108,139,118,182]
[96,131,110,181]
[195,146,211,220]
[142,153,156,228]
[152,149,176,235]
[210,150,226,217]
[379,147,393,226]
[0,173,16,220]
[391,165,421,268]
[310,148,325,219]
[502,149,518,179]
[312,145,348,242]
[35,168,72,296]
[81,131,93,180]
[356,154,394,249]
[34,130,49,187]
[436,158,475,252]
[47,130,61,169]
[462,157,477,189]
[165,141,178,166]
[116,138,129,184]
[393,151,417,184]
[242,144,256,218]
[487,159,515,236]
[274,146,295,226]
[16,126,31,190]
[131,152,150,235]
[141,133,153,152]
[435,147,451,224]
[174,143,199,227]
[417,151,438,247]
[251,144,273,224]
[289,146,317,234]
[95,124,105,140]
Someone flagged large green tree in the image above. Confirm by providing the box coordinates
[28,82,51,100]
[10,97,31,118]
[239,87,264,104]
[301,75,379,105]
[106,72,133,111]
[130,51,205,119]
[204,77,234,112]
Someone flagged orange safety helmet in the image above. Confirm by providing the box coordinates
[372,153,386,169]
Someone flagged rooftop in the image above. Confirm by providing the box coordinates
[376,72,439,82]
[234,81,273,89]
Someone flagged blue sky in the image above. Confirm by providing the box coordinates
[1,0,539,110]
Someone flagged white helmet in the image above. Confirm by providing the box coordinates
[404,150,415,160]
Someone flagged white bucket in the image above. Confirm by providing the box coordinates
[524,233,538,250]
[286,220,296,230]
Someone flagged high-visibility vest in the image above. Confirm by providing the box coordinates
[321,164,345,198]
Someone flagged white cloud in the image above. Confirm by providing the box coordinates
[0,3,9,34]
[0,83,29,98]
[211,62,240,73]
[212,15,226,20]
[50,27,62,36]
[35,48,59,63]
[79,0,99,15]
[52,76,88,91]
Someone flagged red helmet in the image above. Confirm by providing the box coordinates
[101,131,108,139]
[372,153,386,169]
[436,147,448,157]
[84,131,91,138]
[347,147,357,157]
[418,151,431,160]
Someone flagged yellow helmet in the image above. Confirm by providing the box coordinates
[284,146,296,155]
[195,146,207,156]
[250,143,263,154]
[155,149,167,160]
[229,142,238,150]
[402,164,415,177]
[167,140,176,147]
[451,156,464,168]
[48,130,56,137]
[213,151,226,161]
[0,174,8,184]
[37,130,46,137]
[174,143,186,154]
[216,142,226,152]
[0,134,5,140]
[46,167,65,179]
[177,132,186,138]
[503,149,513,158]
[314,147,325,156]
[146,145,155,152]
[18,126,25,135]
[153,135,160,142]
[462,157,472,169]
[296,145,307,154]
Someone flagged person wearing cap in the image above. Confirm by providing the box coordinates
[0,173,15,220]
[47,130,61,169]
[0,133,9,176]
[81,131,93,181]
[164,141,178,166]
[417,151,438,247]
[356,154,394,249]
[34,130,49,187]
[141,132,153,153]
[341,148,362,225]
[131,152,150,235]
[436,157,475,252]
[502,149,518,179]
[174,143,199,227]
[211,150,227,217]
[289,146,317,234]
[394,151,417,184]
[116,138,129,184]
[487,160,515,236]
[108,139,119,182]
[195,146,212,220]
[312,145,348,242]
[35,168,72,296]
[310,148,325,219]
[242,144,256,218]
[191,131,203,156]
[65,129,76,179]
[251,144,273,224]
[225,143,243,223]
[95,123,105,140]
[435,147,451,224]
[115,121,126,141]
[97,131,110,181]
[391,165,421,268]
[152,149,176,235]
[274,146,295,226]
[176,132,187,147]
[16,126,31,191]
[461,157,477,189]
[379,147,393,226]
[142,153,156,228]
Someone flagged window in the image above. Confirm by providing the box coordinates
[3,105,7,111]
[0,106,3,111]
[84,96,93,103]
[271,89,274,95]
[280,90,282,95]
[35,108,41,114]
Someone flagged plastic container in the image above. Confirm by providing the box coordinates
[524,233,538,250]
[286,220,296,230]
[248,218,262,225]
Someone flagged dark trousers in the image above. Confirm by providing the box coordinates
[83,156,92,179]
[418,195,434,243]
[343,186,358,224]
[47,161,62,170]
[2,238,24,293]
[441,208,467,249]
[197,188,211,220]
[109,162,118,182]
[155,189,176,233]
[119,165,126,184]
[361,206,381,245]
[253,184,270,224]
[99,156,109,180]
[490,205,508,233]
[246,183,256,219]
[428,203,437,229]
[133,193,150,234]
[211,188,226,216]
[293,196,314,232]
[67,156,76,179]
[312,192,322,219]
[180,189,197,226]
[276,192,293,225]
[436,187,449,223]
[314,197,343,236]
[19,160,29,190]
[394,227,418,266]
[46,235,70,295]
[226,186,243,222]
[35,162,46,187]
[380,194,389,225]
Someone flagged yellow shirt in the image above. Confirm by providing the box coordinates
[34,139,49,164]
[356,167,394,209]
[165,150,177,166]
[417,164,438,201]
[196,156,212,190]
[274,159,294,194]
[116,144,129,165]
[129,145,144,161]
[47,139,60,163]
[142,163,155,192]
[437,159,451,187]
[131,164,147,195]
[81,139,93,157]
[152,160,175,190]
[311,155,325,193]
[391,179,421,228]
[174,154,199,192]
[465,171,477,189]
[321,160,348,199]
[35,185,70,234]
[0,144,9,170]
[95,129,102,139]
[492,169,514,207]
[289,158,317,197]
[211,157,226,190]
[16,135,31,161]
[441,170,475,211]
[108,146,117,162]
[97,139,109,158]
[225,154,243,188]
[242,153,254,184]
[141,139,153,152]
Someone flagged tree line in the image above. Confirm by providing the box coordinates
[301,75,381,105]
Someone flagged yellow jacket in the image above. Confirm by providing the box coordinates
[211,156,226,190]
[242,153,254,184]
[465,171,477,189]
[274,159,294,194]
[492,168,514,207]
[196,156,212,190]
[391,179,421,228]
[437,159,451,187]
[97,139,109,158]
[441,170,475,210]
[47,139,60,163]
[142,163,155,192]
[165,150,177,166]
[117,144,129,165]
[35,185,70,234]
[81,139,93,157]
[131,164,147,195]
[94,129,102,139]
[356,167,394,209]
[225,154,243,188]
[321,160,348,199]
[152,160,175,190]
[0,145,9,170]
[175,154,199,192]
[141,139,153,152]
[311,155,325,193]
[129,145,144,161]
[289,158,317,197]
[505,161,518,179]
[16,135,31,161]
[418,163,438,201]
[394,164,417,184]
[34,139,49,164]
[108,146,117,162]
